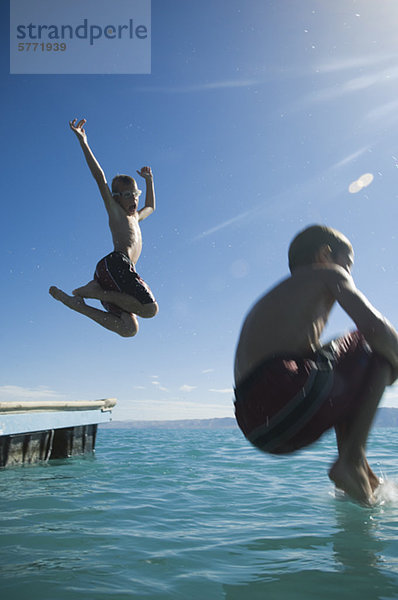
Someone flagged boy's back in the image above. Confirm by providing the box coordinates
[234,265,338,384]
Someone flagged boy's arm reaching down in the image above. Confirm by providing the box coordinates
[137,166,155,222]
[327,267,398,378]
[69,118,115,214]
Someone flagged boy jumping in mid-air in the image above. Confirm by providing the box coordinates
[234,225,398,506]
[50,118,158,337]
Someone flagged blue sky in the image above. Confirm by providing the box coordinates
[2,0,398,420]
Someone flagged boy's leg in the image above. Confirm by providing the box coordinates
[329,357,391,505]
[49,287,138,337]
[334,422,380,492]
[72,280,158,319]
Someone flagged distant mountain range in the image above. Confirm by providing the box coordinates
[101,417,236,430]
[101,408,398,429]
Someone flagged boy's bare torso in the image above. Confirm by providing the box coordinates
[234,266,342,385]
[107,198,143,264]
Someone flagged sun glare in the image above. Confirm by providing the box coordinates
[348,172,374,193]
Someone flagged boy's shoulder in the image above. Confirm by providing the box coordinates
[268,263,354,302]
[291,263,352,285]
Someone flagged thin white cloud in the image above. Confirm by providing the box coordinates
[316,54,398,74]
[293,66,398,110]
[192,168,326,242]
[179,385,196,392]
[0,385,65,400]
[202,368,214,374]
[189,79,258,91]
[136,79,258,94]
[312,75,379,103]
[209,388,234,394]
[329,146,371,170]
[192,206,263,241]
[151,381,168,392]
[365,100,398,122]
[193,162,353,242]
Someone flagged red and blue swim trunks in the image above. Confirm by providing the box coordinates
[234,331,382,454]
[94,251,155,316]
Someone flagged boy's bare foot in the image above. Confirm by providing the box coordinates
[329,459,375,506]
[72,280,103,299]
[50,286,138,337]
[49,286,87,311]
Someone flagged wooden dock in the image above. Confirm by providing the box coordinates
[0,398,116,468]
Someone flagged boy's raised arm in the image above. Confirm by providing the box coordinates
[69,118,113,208]
[137,166,155,222]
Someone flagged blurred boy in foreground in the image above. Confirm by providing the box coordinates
[234,225,398,505]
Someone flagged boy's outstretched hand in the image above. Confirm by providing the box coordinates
[70,118,87,144]
[137,166,153,181]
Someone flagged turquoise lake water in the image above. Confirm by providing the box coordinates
[1,426,398,599]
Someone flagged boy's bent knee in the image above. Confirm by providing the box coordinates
[119,326,138,338]
[141,302,158,319]
[118,314,138,337]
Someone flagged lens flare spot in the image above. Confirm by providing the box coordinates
[348,172,374,194]
[230,259,249,279]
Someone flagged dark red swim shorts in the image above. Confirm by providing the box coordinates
[234,331,384,454]
[94,251,155,316]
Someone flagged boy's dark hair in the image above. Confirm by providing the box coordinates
[111,174,138,192]
[288,225,352,273]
